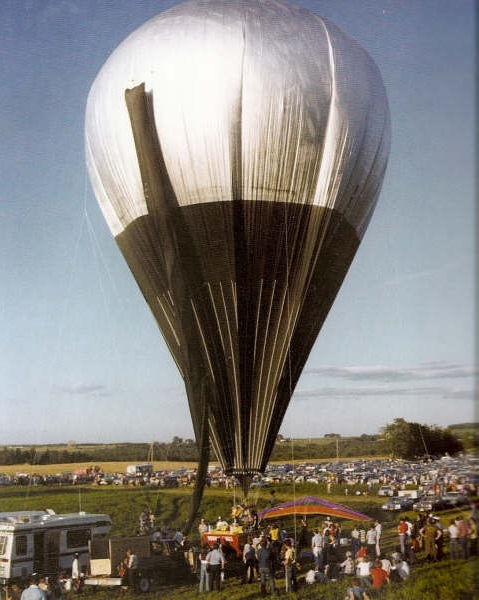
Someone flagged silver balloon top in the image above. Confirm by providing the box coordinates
[86,0,390,238]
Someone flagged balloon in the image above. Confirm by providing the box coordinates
[85,0,390,500]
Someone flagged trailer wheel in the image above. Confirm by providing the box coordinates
[138,576,151,593]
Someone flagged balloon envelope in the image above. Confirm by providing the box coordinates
[258,496,371,522]
[85,0,390,488]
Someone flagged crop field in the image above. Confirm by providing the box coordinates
[0,461,199,477]
[0,469,477,599]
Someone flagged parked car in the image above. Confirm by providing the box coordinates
[441,491,469,508]
[413,496,444,512]
[381,496,415,511]
[377,485,394,497]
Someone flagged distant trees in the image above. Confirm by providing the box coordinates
[0,422,467,466]
[379,418,463,459]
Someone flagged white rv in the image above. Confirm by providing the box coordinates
[0,509,111,584]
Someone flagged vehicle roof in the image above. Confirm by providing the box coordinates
[0,509,111,530]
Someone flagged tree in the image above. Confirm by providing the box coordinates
[379,418,463,459]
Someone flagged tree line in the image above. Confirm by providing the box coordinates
[0,420,473,467]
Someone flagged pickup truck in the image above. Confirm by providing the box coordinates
[84,536,192,592]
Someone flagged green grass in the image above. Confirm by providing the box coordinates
[0,484,477,599]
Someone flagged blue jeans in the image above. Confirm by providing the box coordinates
[259,567,275,595]
[199,561,209,592]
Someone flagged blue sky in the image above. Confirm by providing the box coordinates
[0,0,476,445]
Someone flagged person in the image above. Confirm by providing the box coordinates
[356,555,371,588]
[456,514,470,559]
[374,520,382,558]
[269,523,281,571]
[198,518,208,536]
[420,517,439,562]
[21,574,47,600]
[216,516,228,530]
[282,539,294,593]
[125,548,138,590]
[397,518,408,555]
[365,524,376,558]
[379,554,392,577]
[369,558,389,590]
[257,538,276,597]
[5,583,22,600]
[351,525,361,559]
[243,537,257,583]
[181,535,195,571]
[433,516,444,561]
[71,552,80,590]
[45,576,63,600]
[345,577,370,600]
[198,543,210,593]
[311,528,323,570]
[173,527,184,549]
[205,543,225,591]
[298,518,308,551]
[447,518,459,559]
[340,551,355,576]
[390,555,410,581]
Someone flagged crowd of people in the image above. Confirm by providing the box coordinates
[190,500,478,596]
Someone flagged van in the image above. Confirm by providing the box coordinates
[0,509,111,584]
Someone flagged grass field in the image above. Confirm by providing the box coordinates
[0,474,477,599]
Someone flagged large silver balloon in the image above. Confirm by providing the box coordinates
[85,0,390,502]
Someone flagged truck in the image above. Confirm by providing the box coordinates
[0,509,111,585]
[84,535,194,592]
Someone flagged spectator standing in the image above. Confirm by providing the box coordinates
[456,515,470,559]
[365,524,376,558]
[311,528,323,570]
[298,518,308,551]
[282,539,294,594]
[20,575,46,600]
[198,543,210,593]
[205,543,225,591]
[125,548,138,590]
[374,520,382,557]
[257,538,276,597]
[351,525,361,559]
[397,518,408,555]
[243,537,257,583]
[447,519,459,559]
[71,553,80,587]
[421,518,439,562]
[433,517,444,560]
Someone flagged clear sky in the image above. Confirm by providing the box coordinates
[1,1,476,446]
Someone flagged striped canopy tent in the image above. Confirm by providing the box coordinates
[258,496,370,522]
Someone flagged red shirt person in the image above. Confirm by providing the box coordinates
[370,559,389,589]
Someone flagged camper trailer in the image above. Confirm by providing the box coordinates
[0,509,111,584]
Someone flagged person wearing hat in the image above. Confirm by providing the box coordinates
[20,574,46,600]
[198,518,208,536]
